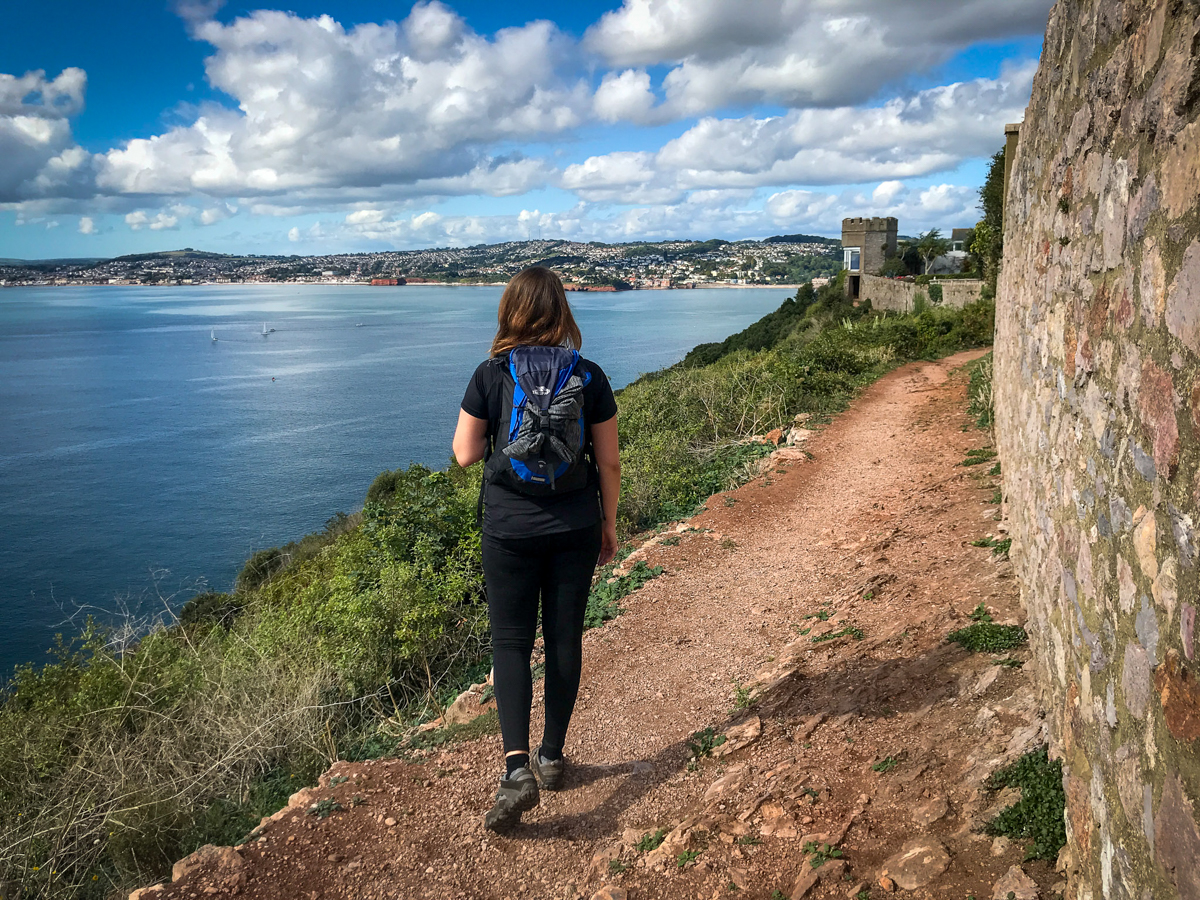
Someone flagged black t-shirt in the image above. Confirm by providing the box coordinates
[462,354,617,538]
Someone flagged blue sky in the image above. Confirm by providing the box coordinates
[1,0,1050,259]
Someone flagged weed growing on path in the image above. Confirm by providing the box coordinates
[969,603,992,622]
[966,353,994,429]
[677,850,701,868]
[585,561,663,628]
[732,680,754,710]
[969,536,1011,558]
[985,746,1066,860]
[689,727,728,758]
[948,623,1027,653]
[306,799,344,819]
[812,626,865,643]
[872,756,899,773]
[959,448,998,466]
[608,860,629,874]
[635,829,668,853]
[803,842,844,867]
[994,657,1024,668]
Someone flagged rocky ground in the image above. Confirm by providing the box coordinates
[138,349,1061,900]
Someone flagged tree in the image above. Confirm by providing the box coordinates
[916,228,952,275]
[975,146,1006,291]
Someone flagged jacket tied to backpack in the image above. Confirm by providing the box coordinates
[482,346,593,501]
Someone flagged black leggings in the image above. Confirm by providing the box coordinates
[481,522,602,756]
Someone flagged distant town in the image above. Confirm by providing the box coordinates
[0,235,843,290]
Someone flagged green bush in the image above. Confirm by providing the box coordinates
[985,746,1066,860]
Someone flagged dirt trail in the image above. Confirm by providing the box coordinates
[151,350,1054,900]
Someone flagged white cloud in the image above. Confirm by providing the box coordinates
[199,202,236,224]
[287,226,301,242]
[93,5,582,201]
[593,69,660,124]
[125,210,180,231]
[562,65,1033,200]
[78,216,95,234]
[585,0,1052,117]
[0,68,94,203]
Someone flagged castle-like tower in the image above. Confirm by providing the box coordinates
[841,216,898,298]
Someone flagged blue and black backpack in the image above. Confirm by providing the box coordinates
[482,345,593,503]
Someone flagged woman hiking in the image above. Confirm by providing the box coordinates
[452,266,620,832]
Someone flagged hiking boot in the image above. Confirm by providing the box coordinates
[483,767,539,832]
[531,751,565,791]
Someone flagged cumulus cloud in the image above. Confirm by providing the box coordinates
[94,4,582,201]
[125,210,180,231]
[0,68,94,203]
[78,216,95,234]
[584,0,1052,117]
[563,65,1033,202]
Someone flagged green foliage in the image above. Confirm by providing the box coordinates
[305,798,344,819]
[974,147,1007,291]
[689,726,728,758]
[677,849,701,868]
[803,842,844,867]
[960,448,997,466]
[811,626,864,643]
[984,747,1066,861]
[683,291,812,367]
[948,623,1027,653]
[872,756,899,773]
[585,562,663,629]
[969,603,993,623]
[177,591,243,630]
[915,229,952,275]
[635,829,668,853]
[912,292,928,314]
[609,859,629,874]
[971,536,1012,558]
[967,353,995,430]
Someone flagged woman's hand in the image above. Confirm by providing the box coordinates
[599,520,619,567]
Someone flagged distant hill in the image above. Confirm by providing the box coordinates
[109,249,239,263]
[0,257,107,266]
[763,233,840,245]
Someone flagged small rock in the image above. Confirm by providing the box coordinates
[772,447,807,462]
[992,865,1040,900]
[766,427,785,445]
[879,839,950,890]
[728,867,749,890]
[171,846,244,888]
[704,766,748,803]
[878,875,897,892]
[589,842,623,878]
[991,836,1012,857]
[846,882,868,899]
[912,797,949,827]
[443,687,495,726]
[128,887,164,900]
[327,853,342,863]
[713,716,762,758]
[972,667,1001,696]
[792,859,846,899]
[384,817,397,827]
[425,866,434,874]
[589,887,627,900]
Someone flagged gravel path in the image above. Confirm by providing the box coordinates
[151,349,1058,900]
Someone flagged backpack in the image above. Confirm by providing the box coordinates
[481,346,593,505]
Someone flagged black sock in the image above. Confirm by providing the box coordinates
[505,753,529,777]
[538,744,563,761]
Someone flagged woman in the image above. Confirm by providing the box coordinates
[452,266,620,832]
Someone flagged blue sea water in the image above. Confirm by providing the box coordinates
[0,283,790,676]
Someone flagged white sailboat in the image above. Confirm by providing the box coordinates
[261,322,275,335]
[211,329,217,342]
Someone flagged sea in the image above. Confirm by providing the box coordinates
[0,283,791,676]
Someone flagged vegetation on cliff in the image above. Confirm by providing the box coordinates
[0,281,994,899]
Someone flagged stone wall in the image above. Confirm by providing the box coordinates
[860,275,985,313]
[993,2,1200,900]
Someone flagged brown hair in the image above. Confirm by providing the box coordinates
[489,266,583,357]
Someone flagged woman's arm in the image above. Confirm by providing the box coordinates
[590,415,621,566]
[452,409,489,467]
